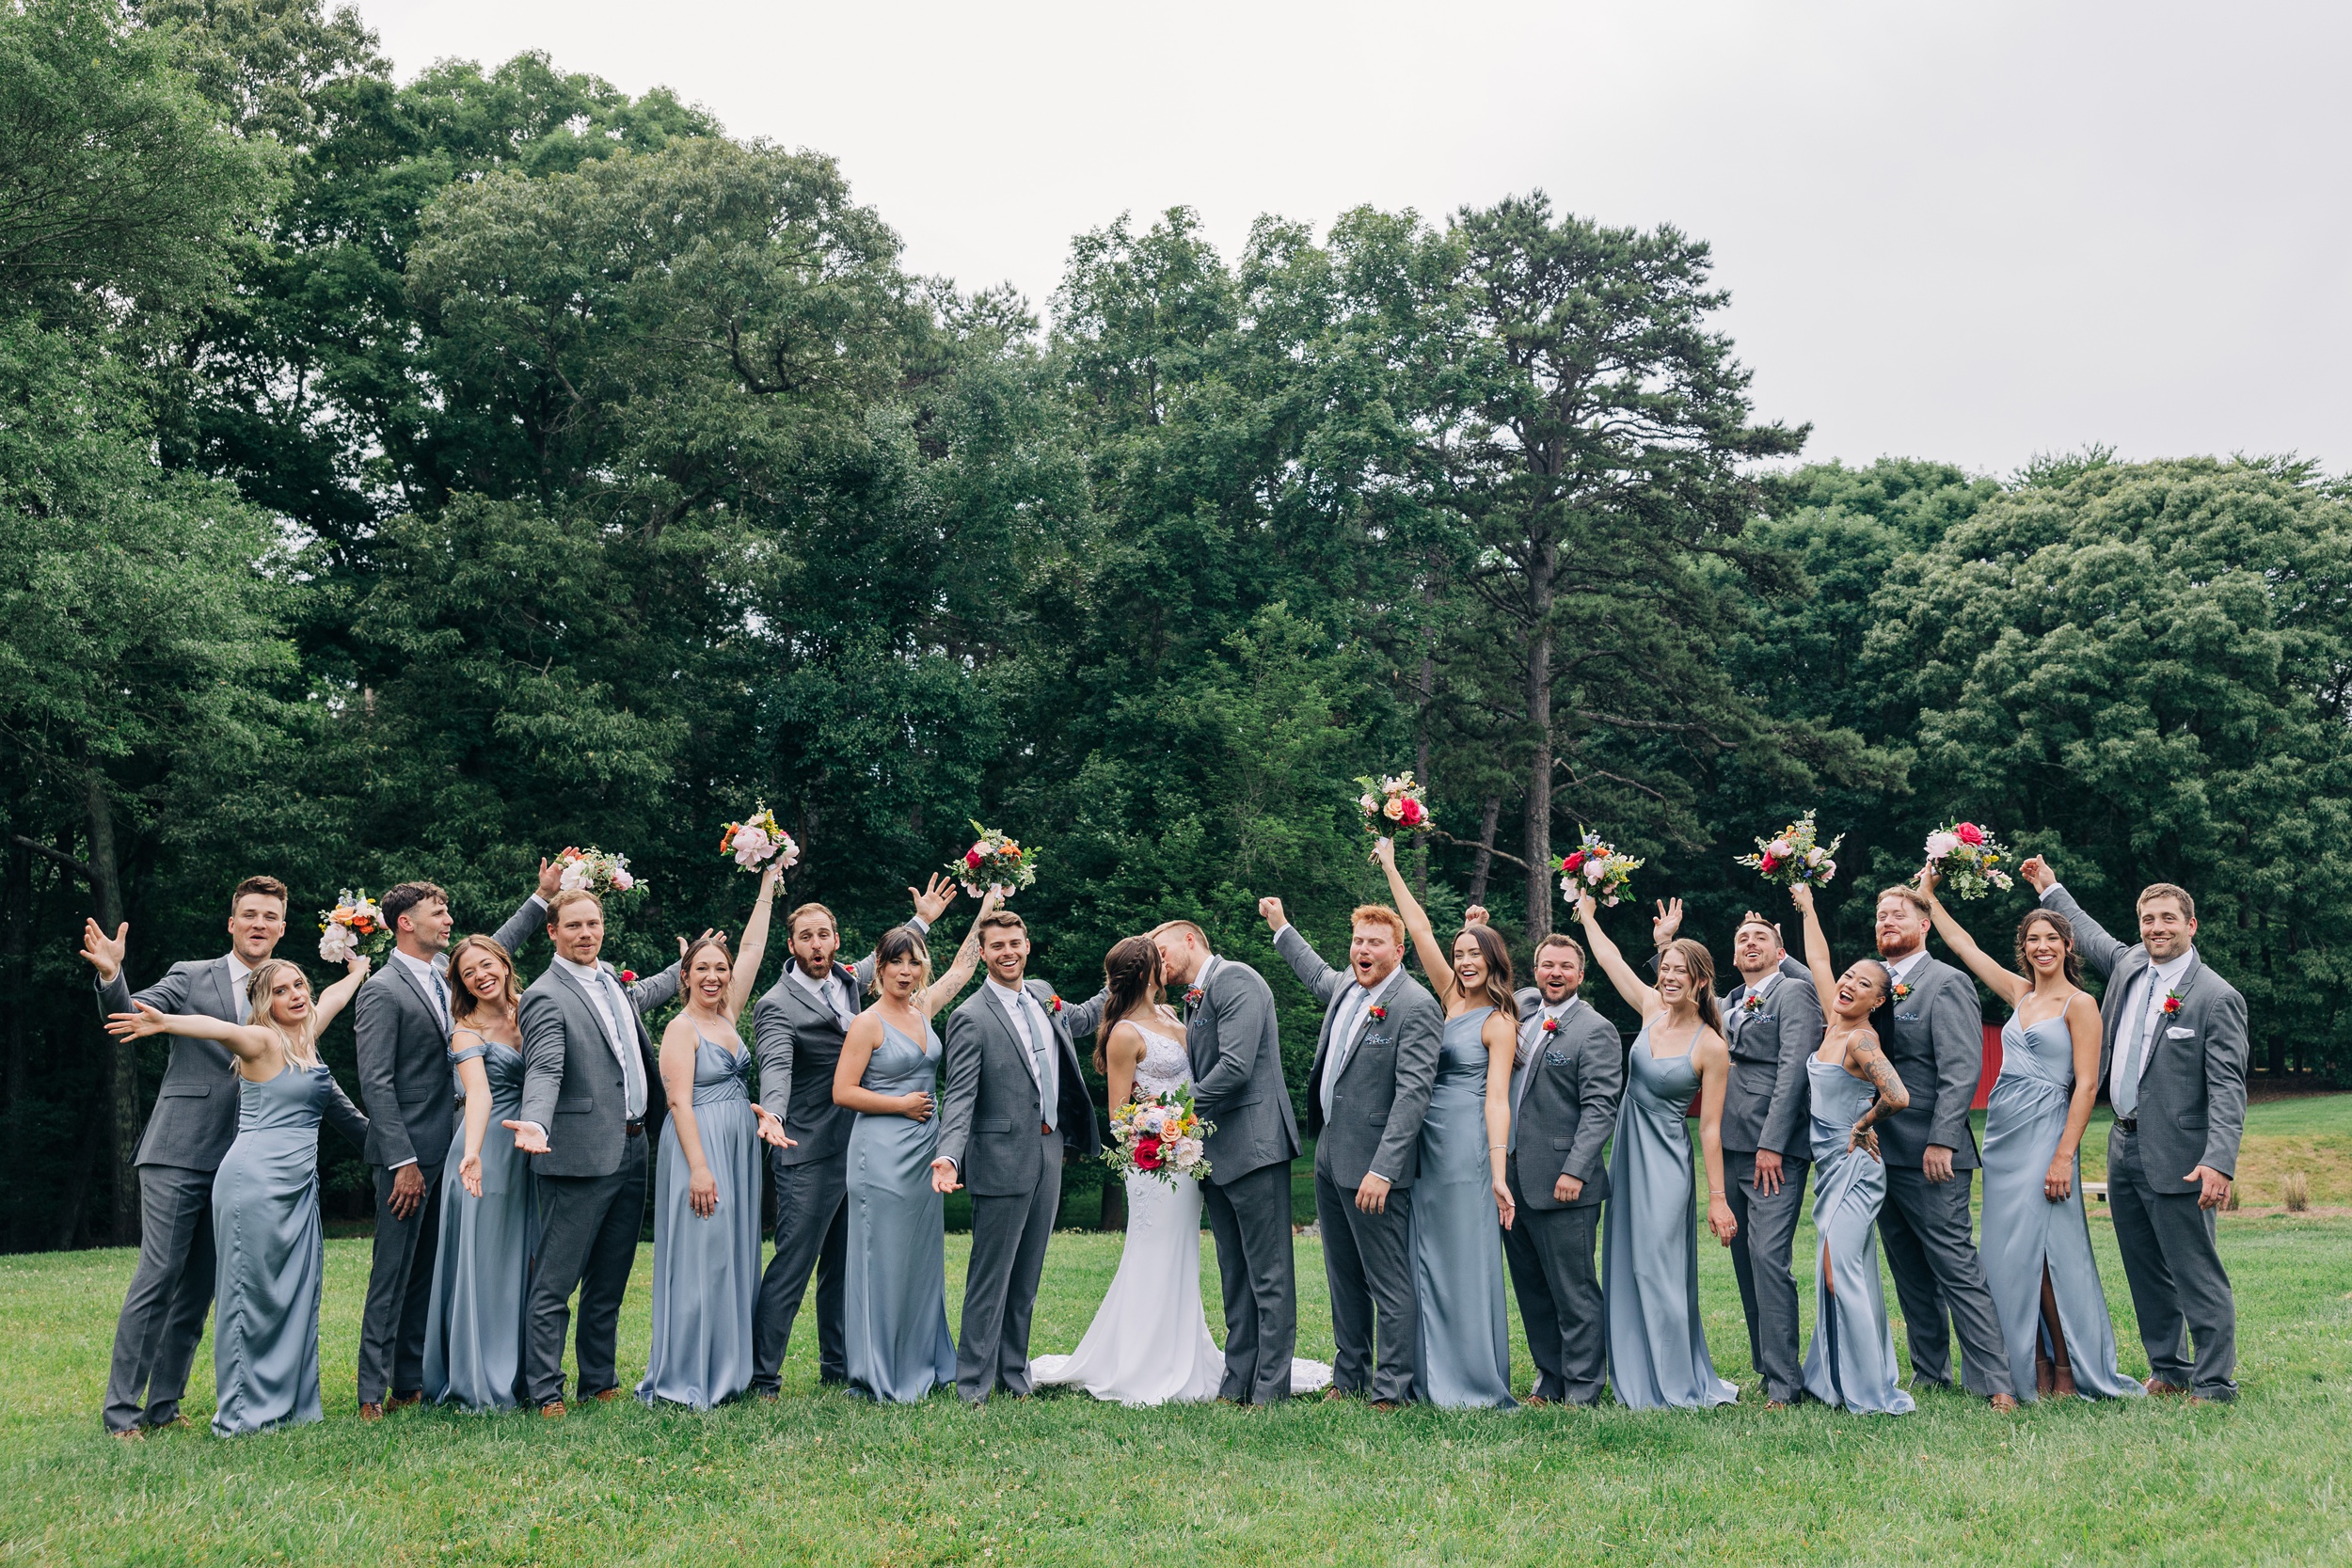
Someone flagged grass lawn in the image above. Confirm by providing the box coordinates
[6,1100,2350,1565]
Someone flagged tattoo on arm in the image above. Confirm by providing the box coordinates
[1851,1040,1905,1122]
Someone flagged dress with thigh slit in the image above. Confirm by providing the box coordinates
[1801,1056,1915,1414]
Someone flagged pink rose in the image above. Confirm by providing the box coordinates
[1398,798,1423,827]
[1955,822,1985,847]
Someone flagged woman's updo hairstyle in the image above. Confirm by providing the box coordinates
[1096,936,1162,1076]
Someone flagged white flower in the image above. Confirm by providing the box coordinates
[559,863,589,892]
[1768,838,1793,858]
[776,832,801,869]
[1584,861,1605,884]
[731,823,771,867]
[612,868,635,891]
[1925,831,1961,861]
[1359,794,1378,814]
[1174,1137,1204,1168]
[318,924,356,963]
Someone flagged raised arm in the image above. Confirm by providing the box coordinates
[309,955,371,1032]
[724,862,784,1019]
[1263,898,1346,1005]
[488,861,561,958]
[1791,882,1836,1001]
[918,887,1000,1017]
[2020,858,2128,981]
[1374,837,1455,1006]
[1921,874,2028,1007]
[1572,891,1659,1019]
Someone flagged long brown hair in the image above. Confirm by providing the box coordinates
[2015,909,2084,988]
[245,958,322,1068]
[448,935,519,1025]
[1094,936,1162,1076]
[1659,938,1724,1037]
[1450,924,1518,1016]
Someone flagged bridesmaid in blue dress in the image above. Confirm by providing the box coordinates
[834,895,993,1402]
[107,954,372,1436]
[1375,838,1518,1408]
[1574,891,1740,1411]
[1923,879,2140,1402]
[423,935,537,1410]
[1789,882,1915,1415]
[640,861,793,1409]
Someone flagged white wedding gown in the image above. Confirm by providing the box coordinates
[1034,1023,1331,1405]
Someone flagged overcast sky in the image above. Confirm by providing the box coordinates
[351,0,2350,477]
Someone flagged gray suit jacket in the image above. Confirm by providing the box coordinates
[1720,955,1823,1161]
[96,956,246,1171]
[516,958,681,1180]
[1279,927,1441,1190]
[752,958,872,1170]
[2042,885,2249,1182]
[352,895,546,1170]
[1179,956,1300,1185]
[1869,953,1983,1170]
[1507,989,1620,1211]
[935,978,1104,1197]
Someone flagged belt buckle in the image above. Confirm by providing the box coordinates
[625,1119,645,1138]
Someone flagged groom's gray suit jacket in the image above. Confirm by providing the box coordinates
[1868,954,1984,1171]
[95,957,249,1171]
[937,979,1104,1196]
[1182,957,1300,1183]
[1719,955,1823,1162]
[352,894,547,1171]
[1506,990,1620,1212]
[2041,886,2248,1184]
[516,958,681,1180]
[1278,927,1441,1190]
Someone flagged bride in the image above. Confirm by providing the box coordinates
[1034,937,1329,1405]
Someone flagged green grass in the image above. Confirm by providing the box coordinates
[7,1101,2352,1565]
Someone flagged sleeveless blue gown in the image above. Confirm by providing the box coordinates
[211,1062,338,1435]
[1602,1024,1738,1410]
[844,1020,957,1402]
[639,1033,764,1408]
[1980,1013,2140,1401]
[1801,1056,1915,1414]
[423,1037,538,1410]
[1412,1007,1515,1407]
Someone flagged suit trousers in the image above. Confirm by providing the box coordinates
[525,1135,648,1407]
[957,1131,1061,1403]
[1879,1164,2016,1398]
[1202,1161,1297,1403]
[751,1150,850,1392]
[1724,1149,1811,1404]
[2109,1125,2237,1400]
[1315,1167,1418,1403]
[358,1156,445,1403]
[103,1164,217,1432]
[1499,1175,1603,1405]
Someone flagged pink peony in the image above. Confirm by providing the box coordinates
[1398,798,1423,827]
[730,823,771,867]
[611,869,635,891]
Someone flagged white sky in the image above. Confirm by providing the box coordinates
[353,0,2352,477]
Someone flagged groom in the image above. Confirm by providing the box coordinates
[2022,857,2247,1401]
[1266,896,1440,1408]
[931,908,1103,1403]
[1151,919,1301,1404]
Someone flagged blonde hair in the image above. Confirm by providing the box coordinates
[246,959,323,1068]
[870,926,932,998]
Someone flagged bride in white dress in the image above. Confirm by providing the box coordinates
[1035,937,1329,1405]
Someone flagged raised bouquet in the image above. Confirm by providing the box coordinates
[720,802,798,873]
[949,820,1036,899]
[1356,772,1432,838]
[1104,1088,1215,1185]
[1737,810,1843,888]
[1558,828,1642,908]
[317,889,391,963]
[1924,819,2012,901]
[555,845,643,896]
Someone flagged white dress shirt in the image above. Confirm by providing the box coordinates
[988,975,1057,1131]
[222,953,256,1023]
[1882,947,1929,993]
[2111,947,2196,1121]
[791,960,858,1029]
[392,947,453,1033]
[557,955,645,1120]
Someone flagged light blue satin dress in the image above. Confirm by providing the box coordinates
[844,1020,956,1402]
[1801,1056,1915,1414]
[1412,1007,1515,1408]
[1602,1025,1738,1410]
[639,1033,764,1408]
[423,1037,537,1410]
[1980,1013,2141,1402]
[211,1063,336,1435]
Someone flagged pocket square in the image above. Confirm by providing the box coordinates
[1896,1011,1921,1022]
[2166,1025,2195,1039]
[1544,1051,1569,1067]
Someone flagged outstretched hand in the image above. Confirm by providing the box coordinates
[1463,905,1489,928]
[535,857,564,901]
[104,1002,169,1041]
[1371,835,1396,869]
[1652,897,1684,950]
[911,874,959,927]
[1572,889,1597,927]
[929,1156,961,1195]
[502,1118,549,1156]
[752,1104,796,1150]
[677,928,720,959]
[1789,881,1816,914]
[80,919,127,983]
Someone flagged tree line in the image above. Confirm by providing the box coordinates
[6,0,2347,1250]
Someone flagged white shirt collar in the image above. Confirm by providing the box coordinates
[1882,947,1928,985]
[557,954,609,984]
[224,951,254,982]
[987,974,1030,1006]
[2147,947,2195,986]
[790,961,837,995]
[392,947,443,983]
[1193,954,1219,991]
[1541,993,1577,1018]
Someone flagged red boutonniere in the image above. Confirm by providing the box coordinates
[1740,993,1764,1014]
[1891,981,1912,1002]
[1368,1005,1387,1022]
[619,969,638,983]
[2162,988,2185,1017]
[1540,1016,1560,1035]
[1184,985,1205,1008]
[1048,993,1064,1014]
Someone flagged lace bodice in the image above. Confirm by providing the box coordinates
[1130,1022,1194,1098]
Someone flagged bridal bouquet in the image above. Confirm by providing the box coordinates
[1924,819,2013,901]
[317,890,391,963]
[1557,828,1642,908]
[719,802,798,873]
[555,845,644,897]
[949,821,1036,899]
[1737,810,1843,888]
[1356,772,1432,838]
[1104,1088,1215,1185]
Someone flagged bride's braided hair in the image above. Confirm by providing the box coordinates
[1095,936,1161,1078]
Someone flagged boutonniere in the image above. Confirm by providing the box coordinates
[2162,987,2185,1017]
[619,969,638,984]
[1184,985,1205,1008]
[1048,993,1064,1014]
[1540,1016,1560,1035]
[1368,1005,1387,1022]
[1740,993,1764,1014]
[1891,981,1912,1002]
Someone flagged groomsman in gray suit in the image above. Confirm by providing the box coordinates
[505,888,682,1416]
[1870,882,2018,1407]
[352,866,560,1418]
[1267,896,1441,1408]
[2022,858,2247,1402]
[931,908,1104,1403]
[748,879,955,1395]
[1652,899,1823,1407]
[1496,927,1620,1406]
[1151,919,1301,1404]
[80,876,291,1437]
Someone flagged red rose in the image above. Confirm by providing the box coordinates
[1134,1135,1164,1170]
[1541,1017,1560,1035]
[1369,1005,1387,1022]
[1759,856,1781,874]
[1955,823,1985,847]
[1398,798,1423,827]
[1049,994,1064,1013]
[619,970,637,983]
[1561,851,1585,873]
[964,848,984,868]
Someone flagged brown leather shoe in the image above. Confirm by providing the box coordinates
[1370,1400,1402,1413]
[1989,1393,2021,1413]
[1322,1387,1349,1402]
[357,1402,385,1422]
[2145,1377,2189,1399]
[148,1415,197,1433]
[540,1400,566,1419]
[386,1392,422,1412]
[591,1387,621,1403]
[112,1427,145,1442]
[1520,1395,1551,1409]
